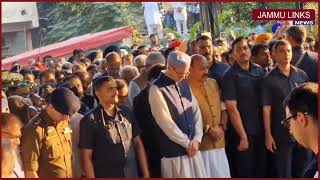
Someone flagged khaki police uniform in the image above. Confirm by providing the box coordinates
[21,110,73,178]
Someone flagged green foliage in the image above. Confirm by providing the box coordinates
[305,3,318,38]
[218,2,256,38]
[221,2,256,29]
[163,28,182,39]
[217,12,228,31]
[265,2,296,9]
[41,2,144,45]
[263,23,273,33]
[226,26,255,38]
[218,2,315,38]
[189,22,201,40]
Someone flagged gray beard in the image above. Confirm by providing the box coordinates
[13,147,24,175]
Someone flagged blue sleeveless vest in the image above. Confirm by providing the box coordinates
[153,72,196,158]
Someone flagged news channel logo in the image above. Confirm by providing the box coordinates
[252,9,316,26]
[293,21,315,26]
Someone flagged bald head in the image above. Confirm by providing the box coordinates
[167,51,191,69]
[191,54,207,67]
[105,52,122,78]
[106,52,121,63]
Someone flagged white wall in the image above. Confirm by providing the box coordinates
[1,2,39,28]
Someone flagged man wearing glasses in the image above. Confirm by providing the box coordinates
[282,82,318,178]
[148,51,206,177]
[2,110,24,178]
[2,91,24,178]
[262,40,310,177]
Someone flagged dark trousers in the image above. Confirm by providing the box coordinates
[187,12,200,28]
[226,133,266,178]
[265,151,277,177]
[274,141,312,178]
[164,13,175,30]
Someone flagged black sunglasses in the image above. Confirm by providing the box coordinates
[281,112,309,128]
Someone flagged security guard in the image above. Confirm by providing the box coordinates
[79,75,150,178]
[21,87,81,178]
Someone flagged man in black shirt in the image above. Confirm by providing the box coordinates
[195,35,229,88]
[79,76,149,178]
[250,43,273,73]
[222,37,266,177]
[262,40,310,178]
[132,64,166,178]
[286,25,318,82]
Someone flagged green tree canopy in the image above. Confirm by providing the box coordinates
[39,2,144,45]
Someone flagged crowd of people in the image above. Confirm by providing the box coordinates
[1,23,318,178]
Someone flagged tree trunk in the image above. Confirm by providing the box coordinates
[296,2,304,9]
[199,2,221,39]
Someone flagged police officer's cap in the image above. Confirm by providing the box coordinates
[48,87,81,115]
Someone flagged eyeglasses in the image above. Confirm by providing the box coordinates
[118,94,128,98]
[281,112,309,128]
[172,67,190,79]
[2,131,21,139]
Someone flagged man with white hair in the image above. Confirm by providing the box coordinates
[2,98,24,178]
[148,51,206,177]
[2,139,16,178]
[133,54,148,73]
[119,65,140,85]
[129,52,166,106]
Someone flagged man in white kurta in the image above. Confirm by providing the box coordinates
[148,51,207,178]
[69,112,84,177]
[143,2,163,38]
[171,2,188,37]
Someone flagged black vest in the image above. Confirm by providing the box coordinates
[153,73,196,158]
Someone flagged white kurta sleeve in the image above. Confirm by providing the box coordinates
[221,102,226,111]
[128,81,141,107]
[191,94,203,143]
[148,85,191,148]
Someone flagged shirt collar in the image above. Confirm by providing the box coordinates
[212,60,218,65]
[99,104,123,121]
[233,61,255,72]
[188,78,204,87]
[40,109,56,126]
[292,46,304,53]
[272,65,296,76]
[162,72,178,84]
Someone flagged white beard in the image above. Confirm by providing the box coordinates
[13,148,25,178]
